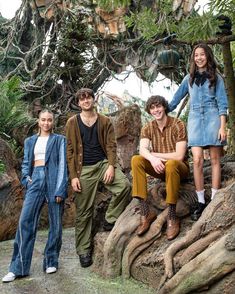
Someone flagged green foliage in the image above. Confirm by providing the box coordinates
[90,0,235,49]
[56,13,94,82]
[231,43,235,67]
[0,76,33,139]
[208,0,235,25]
[125,8,159,39]
[175,13,220,42]
[96,0,131,12]
[123,0,234,43]
[125,1,177,39]
[0,160,5,176]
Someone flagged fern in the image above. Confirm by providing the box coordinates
[0,76,34,139]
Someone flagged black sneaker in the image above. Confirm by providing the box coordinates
[190,202,206,221]
[79,252,93,268]
[103,220,115,231]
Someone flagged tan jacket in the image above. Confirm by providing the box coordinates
[66,113,117,179]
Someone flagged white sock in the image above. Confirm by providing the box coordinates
[211,188,218,200]
[196,190,205,204]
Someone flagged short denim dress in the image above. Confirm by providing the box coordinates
[169,73,228,147]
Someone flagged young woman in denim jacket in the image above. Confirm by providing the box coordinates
[2,109,68,282]
[168,43,228,221]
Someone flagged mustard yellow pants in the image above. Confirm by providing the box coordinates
[131,155,189,204]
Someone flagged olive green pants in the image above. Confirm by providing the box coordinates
[74,159,131,255]
[132,155,189,204]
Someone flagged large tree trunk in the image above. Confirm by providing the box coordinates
[221,42,235,154]
[111,104,142,172]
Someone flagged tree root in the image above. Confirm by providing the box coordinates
[160,221,205,282]
[122,208,168,278]
[158,182,235,292]
[158,232,235,294]
[178,230,221,267]
[102,199,140,278]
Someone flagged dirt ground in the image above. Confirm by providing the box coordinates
[0,228,154,294]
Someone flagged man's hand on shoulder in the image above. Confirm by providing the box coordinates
[71,177,81,192]
[103,165,115,184]
[150,157,165,174]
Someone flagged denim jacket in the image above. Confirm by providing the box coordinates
[21,133,68,201]
[169,73,228,115]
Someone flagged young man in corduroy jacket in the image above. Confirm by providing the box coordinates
[66,88,131,268]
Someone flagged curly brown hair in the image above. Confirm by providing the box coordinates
[145,95,169,114]
[75,88,95,102]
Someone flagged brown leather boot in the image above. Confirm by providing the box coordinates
[136,211,157,236]
[166,218,180,240]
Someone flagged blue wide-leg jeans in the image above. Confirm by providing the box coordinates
[9,166,64,276]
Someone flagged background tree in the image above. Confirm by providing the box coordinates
[0,1,235,292]
[0,0,234,149]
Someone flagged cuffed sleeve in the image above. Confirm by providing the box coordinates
[140,122,152,140]
[215,74,228,116]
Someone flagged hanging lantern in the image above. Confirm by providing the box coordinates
[157,49,180,68]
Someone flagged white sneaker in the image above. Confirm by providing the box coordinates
[46,267,57,274]
[2,272,16,283]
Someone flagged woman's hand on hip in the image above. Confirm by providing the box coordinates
[56,196,63,203]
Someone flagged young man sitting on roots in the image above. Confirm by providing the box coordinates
[132,95,189,240]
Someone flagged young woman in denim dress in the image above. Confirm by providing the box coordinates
[168,43,228,221]
[2,109,68,282]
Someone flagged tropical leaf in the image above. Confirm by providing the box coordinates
[0,77,34,139]
[96,0,131,11]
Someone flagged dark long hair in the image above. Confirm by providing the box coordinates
[189,43,217,88]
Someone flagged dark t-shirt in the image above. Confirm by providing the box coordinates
[77,114,106,165]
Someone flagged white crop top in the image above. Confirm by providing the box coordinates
[34,136,49,161]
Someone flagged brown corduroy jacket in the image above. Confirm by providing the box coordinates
[65,113,117,180]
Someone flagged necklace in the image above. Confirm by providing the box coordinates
[80,113,97,127]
